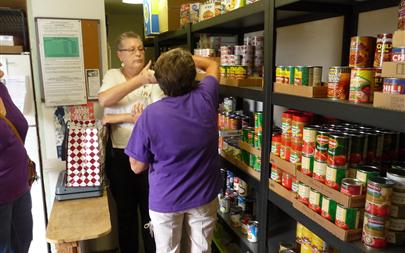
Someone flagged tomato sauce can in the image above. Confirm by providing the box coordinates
[290,142,302,168]
[343,132,366,167]
[316,130,330,152]
[328,66,351,100]
[301,154,314,176]
[363,131,384,164]
[364,212,389,237]
[349,67,376,103]
[271,134,282,156]
[326,165,348,190]
[302,126,318,156]
[362,228,387,248]
[271,165,282,183]
[292,177,299,193]
[335,204,362,230]
[349,36,376,67]
[321,196,337,222]
[373,33,393,67]
[367,176,396,203]
[341,178,363,196]
[356,165,380,191]
[327,133,349,168]
[298,182,310,205]
[313,160,327,183]
[294,66,309,86]
[282,171,293,190]
[392,47,405,62]
[247,221,258,242]
[309,188,323,214]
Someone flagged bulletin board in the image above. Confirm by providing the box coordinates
[35,18,102,106]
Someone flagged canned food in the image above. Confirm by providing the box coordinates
[343,132,366,167]
[233,177,240,191]
[383,77,405,94]
[276,66,285,83]
[335,204,362,230]
[291,114,311,143]
[238,179,247,197]
[301,154,314,176]
[247,221,258,243]
[286,66,295,85]
[363,130,384,163]
[327,133,349,168]
[392,47,405,62]
[341,178,363,196]
[255,132,262,150]
[349,36,376,67]
[280,139,291,162]
[309,66,322,87]
[326,165,348,190]
[292,177,299,193]
[249,153,256,169]
[363,228,387,248]
[241,214,251,235]
[218,194,230,213]
[364,212,389,237]
[389,217,405,231]
[374,67,384,93]
[367,176,396,204]
[271,134,282,156]
[321,196,337,222]
[271,165,282,183]
[238,195,246,211]
[366,200,392,217]
[294,66,309,86]
[373,33,393,67]
[386,230,405,245]
[282,111,294,136]
[290,142,302,168]
[230,206,243,227]
[248,128,255,146]
[388,163,405,186]
[349,67,376,103]
[309,189,323,213]
[223,97,236,112]
[356,165,380,190]
[393,192,405,206]
[298,182,310,205]
[282,171,293,190]
[316,130,330,151]
[313,160,327,183]
[254,112,263,134]
[328,66,351,100]
[302,126,318,156]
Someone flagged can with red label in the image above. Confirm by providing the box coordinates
[298,182,310,205]
[363,228,387,248]
[349,67,376,103]
[282,171,293,190]
[335,204,362,230]
[383,77,405,94]
[341,178,363,196]
[326,165,348,190]
[327,133,349,168]
[374,67,384,93]
[313,160,327,183]
[271,165,282,183]
[309,188,323,214]
[321,196,337,222]
[363,212,389,237]
[349,36,376,67]
[366,177,396,217]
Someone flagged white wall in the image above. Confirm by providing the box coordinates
[358,7,397,36]
[26,0,108,235]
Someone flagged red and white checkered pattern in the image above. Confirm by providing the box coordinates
[66,120,106,187]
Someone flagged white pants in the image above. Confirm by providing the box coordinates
[149,198,218,253]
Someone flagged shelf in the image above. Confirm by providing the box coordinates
[220,152,261,182]
[268,190,404,253]
[220,85,263,101]
[239,141,261,157]
[192,1,265,34]
[217,211,258,253]
[275,0,399,12]
[272,93,405,133]
[156,28,188,46]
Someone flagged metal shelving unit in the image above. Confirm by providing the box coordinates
[153,1,405,252]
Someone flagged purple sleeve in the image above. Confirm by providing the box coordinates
[198,76,219,107]
[0,122,9,152]
[124,113,153,164]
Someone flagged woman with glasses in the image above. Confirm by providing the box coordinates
[98,31,162,253]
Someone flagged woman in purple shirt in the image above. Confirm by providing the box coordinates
[0,67,33,253]
[125,49,221,253]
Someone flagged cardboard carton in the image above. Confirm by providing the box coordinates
[393,30,405,47]
[382,61,405,78]
[373,92,405,112]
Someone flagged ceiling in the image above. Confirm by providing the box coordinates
[104,0,142,15]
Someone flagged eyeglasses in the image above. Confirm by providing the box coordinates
[118,47,145,54]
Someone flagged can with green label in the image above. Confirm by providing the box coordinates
[335,204,362,230]
[248,129,255,146]
[286,66,295,85]
[255,132,262,150]
[254,112,263,134]
[321,196,337,222]
[249,153,256,168]
[294,66,309,86]
[242,150,250,165]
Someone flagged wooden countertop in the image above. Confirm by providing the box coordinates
[46,191,111,244]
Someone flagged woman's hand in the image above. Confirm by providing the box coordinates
[135,61,157,85]
[131,102,144,120]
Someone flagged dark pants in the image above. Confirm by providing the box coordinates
[107,148,155,253]
[0,191,33,253]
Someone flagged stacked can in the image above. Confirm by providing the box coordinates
[349,36,376,68]
[325,133,350,190]
[349,67,376,103]
[280,110,295,161]
[276,65,322,86]
[362,176,396,248]
[253,111,263,171]
[387,163,405,246]
[383,78,405,94]
[290,114,311,169]
[373,33,392,94]
[313,130,329,183]
[327,66,351,100]
[251,36,264,77]
[301,125,321,176]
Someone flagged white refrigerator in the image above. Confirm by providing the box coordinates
[0,53,48,253]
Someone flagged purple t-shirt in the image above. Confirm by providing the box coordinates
[0,82,29,204]
[125,76,221,213]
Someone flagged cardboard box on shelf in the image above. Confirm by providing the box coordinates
[269,179,296,203]
[381,61,405,78]
[270,153,298,176]
[393,30,405,47]
[158,0,200,33]
[224,0,245,13]
[373,92,405,112]
[0,45,23,54]
[199,3,216,21]
[144,0,160,36]
[274,82,328,98]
